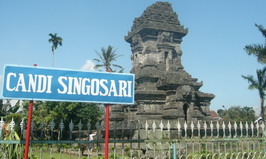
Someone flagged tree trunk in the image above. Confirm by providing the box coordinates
[52,51,54,67]
[261,97,265,121]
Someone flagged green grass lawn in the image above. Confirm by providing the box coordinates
[28,144,105,159]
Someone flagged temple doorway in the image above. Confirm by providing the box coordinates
[183,103,189,122]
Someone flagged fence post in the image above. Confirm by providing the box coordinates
[172,142,176,159]
[0,117,4,139]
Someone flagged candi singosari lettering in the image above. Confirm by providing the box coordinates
[5,72,133,97]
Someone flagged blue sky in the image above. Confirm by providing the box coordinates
[1,0,266,113]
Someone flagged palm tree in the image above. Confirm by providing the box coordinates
[242,67,266,121]
[93,46,123,155]
[244,24,266,64]
[48,33,63,67]
[93,46,123,72]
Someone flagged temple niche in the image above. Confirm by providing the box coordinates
[110,2,214,128]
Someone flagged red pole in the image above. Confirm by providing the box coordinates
[24,100,33,159]
[104,68,111,159]
[104,104,110,159]
[24,64,36,159]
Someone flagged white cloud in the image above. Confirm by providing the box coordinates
[81,60,95,71]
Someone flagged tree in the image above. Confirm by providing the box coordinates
[217,106,256,122]
[0,100,23,136]
[0,100,20,118]
[48,33,63,67]
[22,101,103,139]
[93,45,123,72]
[244,24,266,64]
[0,99,11,116]
[242,67,266,121]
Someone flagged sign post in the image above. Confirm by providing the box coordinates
[105,104,110,159]
[23,64,37,159]
[104,69,110,159]
[24,100,33,159]
[1,65,135,158]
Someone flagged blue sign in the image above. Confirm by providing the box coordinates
[1,65,135,104]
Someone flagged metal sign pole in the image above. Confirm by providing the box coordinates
[24,64,36,159]
[104,69,111,159]
[104,104,110,159]
[23,100,33,159]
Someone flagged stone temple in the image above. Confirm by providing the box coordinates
[109,2,215,127]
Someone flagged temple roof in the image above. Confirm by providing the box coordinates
[125,1,188,42]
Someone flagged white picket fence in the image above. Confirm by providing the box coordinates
[0,118,266,159]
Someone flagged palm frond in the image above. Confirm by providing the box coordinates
[242,66,266,104]
[49,33,57,38]
[244,44,266,63]
[48,33,63,48]
[245,44,265,55]
[112,64,123,69]
[255,24,266,38]
[241,75,259,90]
[93,59,101,63]
[58,39,63,46]
[93,46,123,72]
[95,50,105,62]
[118,68,124,73]
[94,64,104,69]
[244,24,266,64]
